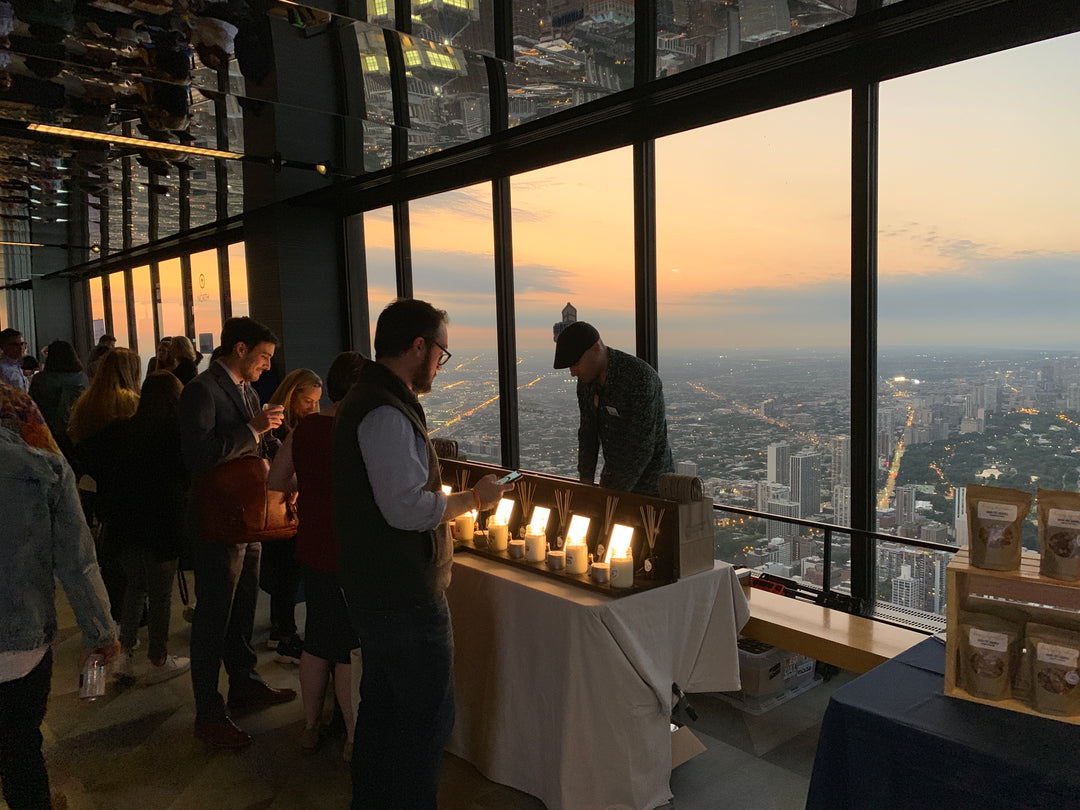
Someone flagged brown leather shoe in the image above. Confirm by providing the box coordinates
[194,717,252,749]
[226,680,297,714]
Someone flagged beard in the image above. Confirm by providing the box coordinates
[412,365,435,394]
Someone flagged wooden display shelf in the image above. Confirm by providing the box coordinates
[944,546,1080,725]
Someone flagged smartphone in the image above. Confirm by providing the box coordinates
[496,470,523,485]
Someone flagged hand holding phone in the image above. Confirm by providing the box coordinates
[496,470,523,485]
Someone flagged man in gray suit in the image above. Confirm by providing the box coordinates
[179,317,295,749]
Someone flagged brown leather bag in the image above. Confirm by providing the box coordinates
[197,455,298,543]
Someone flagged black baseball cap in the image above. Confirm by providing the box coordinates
[553,321,600,369]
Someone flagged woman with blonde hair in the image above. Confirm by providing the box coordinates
[167,335,199,386]
[261,368,323,662]
[67,346,142,620]
[268,368,323,438]
[67,347,141,447]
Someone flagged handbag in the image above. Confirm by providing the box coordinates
[197,455,298,543]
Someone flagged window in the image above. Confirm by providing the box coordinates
[89,277,106,343]
[228,243,250,318]
[157,258,186,339]
[876,33,1080,619]
[190,249,223,369]
[108,270,129,347]
[656,94,851,574]
[410,184,500,463]
[131,265,155,363]
[364,206,397,355]
[511,149,635,476]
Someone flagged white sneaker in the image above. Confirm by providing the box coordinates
[113,651,135,684]
[141,655,191,685]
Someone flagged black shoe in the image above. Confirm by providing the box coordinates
[274,634,302,665]
[226,680,297,715]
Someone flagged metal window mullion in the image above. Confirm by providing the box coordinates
[218,244,232,322]
[149,261,162,344]
[101,272,113,336]
[485,55,508,136]
[124,267,137,353]
[493,0,512,63]
[493,176,518,469]
[633,140,657,369]
[849,82,878,615]
[393,202,412,299]
[344,214,372,355]
[180,253,196,340]
[634,0,656,88]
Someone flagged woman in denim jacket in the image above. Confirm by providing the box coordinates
[0,386,119,809]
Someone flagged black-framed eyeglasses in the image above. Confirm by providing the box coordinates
[430,339,452,369]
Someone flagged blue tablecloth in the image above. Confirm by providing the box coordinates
[806,637,1080,810]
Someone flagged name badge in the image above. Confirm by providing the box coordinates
[604,405,620,417]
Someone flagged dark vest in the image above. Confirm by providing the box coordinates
[332,362,447,609]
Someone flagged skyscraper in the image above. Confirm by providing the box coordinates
[788,452,821,519]
[767,441,790,486]
[829,435,850,490]
[766,498,801,540]
[552,302,577,342]
[896,485,917,527]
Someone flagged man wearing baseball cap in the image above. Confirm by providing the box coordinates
[554,321,673,496]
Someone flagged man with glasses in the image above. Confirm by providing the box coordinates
[333,298,512,809]
[0,328,29,392]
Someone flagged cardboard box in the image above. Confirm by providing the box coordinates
[670,723,706,769]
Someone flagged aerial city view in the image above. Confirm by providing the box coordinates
[419,309,1080,629]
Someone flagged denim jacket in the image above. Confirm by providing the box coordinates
[0,427,116,653]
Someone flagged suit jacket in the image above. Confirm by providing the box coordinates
[178,361,259,477]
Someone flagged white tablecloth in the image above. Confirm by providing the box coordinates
[446,556,750,810]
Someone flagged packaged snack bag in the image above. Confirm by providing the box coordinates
[966,485,1032,571]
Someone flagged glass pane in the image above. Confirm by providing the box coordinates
[228,242,250,318]
[657,0,855,79]
[877,34,1080,622]
[190,250,223,371]
[157,258,186,339]
[509,0,634,126]
[656,94,851,574]
[130,162,150,247]
[130,265,155,365]
[403,36,491,159]
[367,0,395,29]
[414,0,494,56]
[107,190,123,254]
[190,93,222,228]
[157,173,181,239]
[108,271,129,347]
[409,184,500,463]
[511,149,635,477]
[364,207,397,353]
[89,277,106,343]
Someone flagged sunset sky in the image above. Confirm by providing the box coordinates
[365,31,1079,354]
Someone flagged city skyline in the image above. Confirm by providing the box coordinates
[360,31,1078,352]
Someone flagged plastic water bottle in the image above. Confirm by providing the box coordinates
[79,654,106,700]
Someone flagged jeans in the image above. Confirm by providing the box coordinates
[0,648,53,809]
[348,593,454,810]
[190,540,261,721]
[118,547,176,661]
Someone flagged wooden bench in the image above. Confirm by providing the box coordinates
[740,585,927,674]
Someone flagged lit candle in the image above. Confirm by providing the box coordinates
[565,541,588,574]
[524,527,547,562]
[457,511,475,542]
[611,555,633,589]
[487,516,508,551]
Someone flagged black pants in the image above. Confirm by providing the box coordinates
[0,648,53,809]
[190,540,261,721]
[261,539,300,637]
